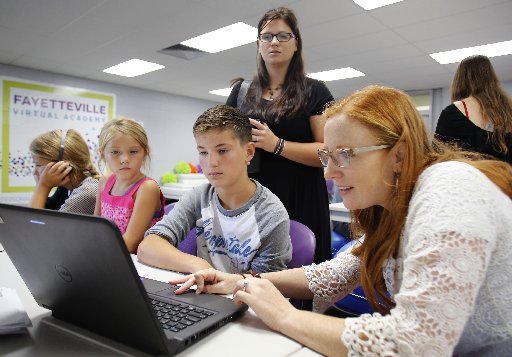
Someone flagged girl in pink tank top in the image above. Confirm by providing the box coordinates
[94,117,164,253]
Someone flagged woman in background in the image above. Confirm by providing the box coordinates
[227,7,334,263]
[435,54,512,164]
[29,129,99,214]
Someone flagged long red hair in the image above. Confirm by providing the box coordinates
[324,85,512,312]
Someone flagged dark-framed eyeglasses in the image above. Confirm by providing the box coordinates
[317,145,391,168]
[258,32,296,43]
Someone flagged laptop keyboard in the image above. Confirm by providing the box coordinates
[151,299,216,333]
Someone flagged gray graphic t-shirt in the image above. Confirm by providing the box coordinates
[146,180,292,273]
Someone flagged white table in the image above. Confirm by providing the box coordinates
[0,250,308,356]
[161,184,194,200]
[329,202,350,223]
[161,174,208,201]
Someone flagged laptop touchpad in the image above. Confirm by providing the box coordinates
[141,277,181,294]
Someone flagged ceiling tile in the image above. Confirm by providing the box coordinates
[0,0,510,102]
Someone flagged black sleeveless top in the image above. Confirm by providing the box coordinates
[435,103,512,164]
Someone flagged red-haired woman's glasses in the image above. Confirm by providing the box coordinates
[318,145,391,168]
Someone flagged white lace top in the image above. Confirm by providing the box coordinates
[305,161,512,356]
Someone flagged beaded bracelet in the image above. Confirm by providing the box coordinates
[273,138,285,156]
[273,138,282,154]
[278,139,285,155]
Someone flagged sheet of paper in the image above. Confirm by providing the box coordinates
[131,255,186,282]
[0,287,32,334]
[130,255,235,298]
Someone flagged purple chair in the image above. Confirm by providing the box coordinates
[177,227,197,255]
[286,220,316,309]
[288,220,316,269]
[164,203,197,254]
[164,202,175,215]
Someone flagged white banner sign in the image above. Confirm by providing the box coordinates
[1,78,115,193]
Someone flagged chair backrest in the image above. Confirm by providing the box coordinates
[287,220,316,269]
[177,228,197,255]
[164,202,175,215]
[331,230,351,257]
[337,239,358,253]
[164,202,197,255]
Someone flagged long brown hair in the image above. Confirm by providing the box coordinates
[240,7,311,121]
[30,129,100,187]
[324,85,512,312]
[451,55,512,154]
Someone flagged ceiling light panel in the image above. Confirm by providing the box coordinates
[307,67,365,82]
[181,22,257,53]
[103,59,164,77]
[209,87,233,96]
[352,0,404,10]
[430,40,512,64]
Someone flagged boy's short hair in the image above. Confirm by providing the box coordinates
[193,105,252,144]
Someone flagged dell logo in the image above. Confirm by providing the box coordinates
[54,264,73,282]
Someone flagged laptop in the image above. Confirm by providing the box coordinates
[0,203,247,355]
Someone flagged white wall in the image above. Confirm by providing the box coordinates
[1,63,510,203]
[0,64,219,201]
[502,81,512,96]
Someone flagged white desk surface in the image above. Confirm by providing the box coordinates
[0,250,311,356]
[161,174,208,201]
[160,185,191,201]
[329,202,350,223]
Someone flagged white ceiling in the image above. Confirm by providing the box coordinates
[1,0,511,103]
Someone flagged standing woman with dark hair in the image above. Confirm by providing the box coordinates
[226,7,334,263]
[435,55,512,164]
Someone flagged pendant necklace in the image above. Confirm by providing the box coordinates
[267,85,282,100]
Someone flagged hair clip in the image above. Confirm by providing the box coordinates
[58,129,68,161]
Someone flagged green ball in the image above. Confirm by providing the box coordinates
[174,161,191,174]
[161,172,178,184]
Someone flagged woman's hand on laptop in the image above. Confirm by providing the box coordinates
[170,269,242,295]
[232,277,295,332]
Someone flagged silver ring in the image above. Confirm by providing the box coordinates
[242,280,248,292]
[254,136,258,142]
